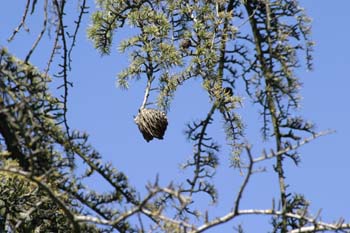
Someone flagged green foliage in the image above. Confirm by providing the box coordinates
[0,171,72,232]
[0,47,66,173]
[88,1,238,110]
[0,48,135,232]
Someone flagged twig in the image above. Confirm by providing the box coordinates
[233,144,254,214]
[44,33,60,75]
[7,0,31,42]
[253,130,334,163]
[140,75,153,110]
[67,0,89,70]
[289,224,350,233]
[53,0,74,167]
[187,103,216,197]
[25,0,48,63]
[137,212,145,233]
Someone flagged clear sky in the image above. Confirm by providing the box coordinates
[1,1,349,232]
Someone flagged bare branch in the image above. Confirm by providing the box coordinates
[192,208,350,233]
[24,0,48,63]
[44,31,60,75]
[289,224,350,233]
[254,130,335,163]
[67,0,89,70]
[7,0,31,42]
[233,144,254,214]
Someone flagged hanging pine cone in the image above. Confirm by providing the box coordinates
[134,108,168,142]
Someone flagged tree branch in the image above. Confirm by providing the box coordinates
[254,130,334,163]
[7,0,31,42]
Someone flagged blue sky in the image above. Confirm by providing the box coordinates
[1,1,349,232]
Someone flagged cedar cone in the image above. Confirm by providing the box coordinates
[223,87,233,96]
[134,108,168,142]
[180,39,191,49]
